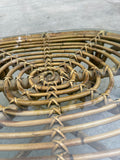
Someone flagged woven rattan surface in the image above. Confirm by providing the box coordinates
[0,30,120,160]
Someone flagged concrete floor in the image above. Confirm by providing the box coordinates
[0,0,120,38]
[0,0,120,159]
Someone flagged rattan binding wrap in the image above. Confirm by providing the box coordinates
[0,30,120,160]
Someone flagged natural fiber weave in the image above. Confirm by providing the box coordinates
[0,30,120,160]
